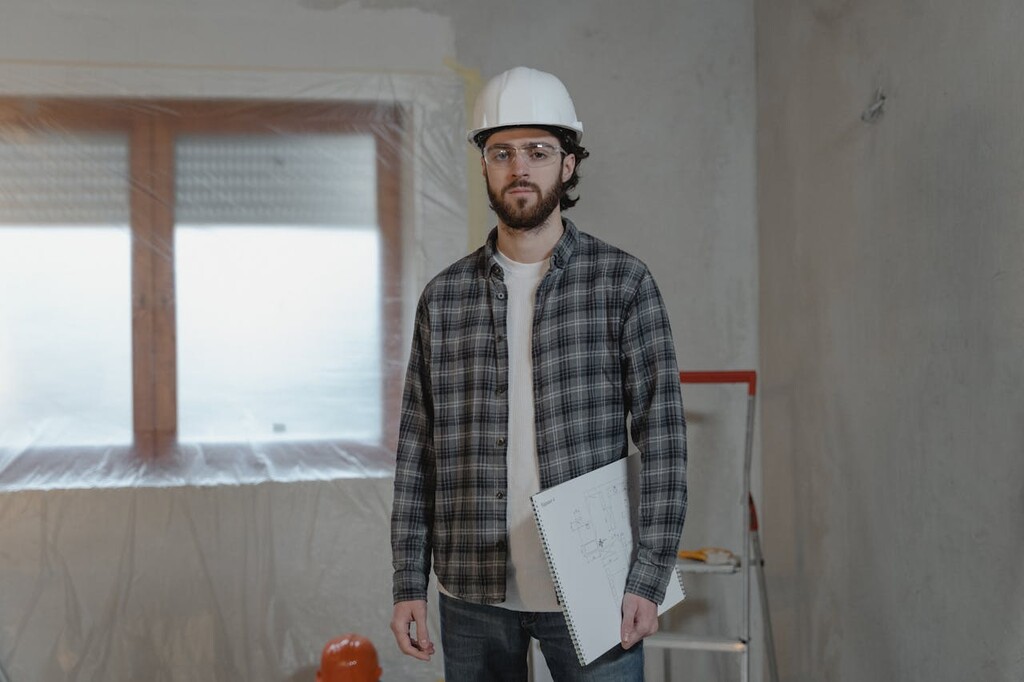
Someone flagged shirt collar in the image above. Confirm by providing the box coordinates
[481,218,579,277]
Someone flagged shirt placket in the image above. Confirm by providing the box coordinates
[531,256,562,486]
[487,266,511,570]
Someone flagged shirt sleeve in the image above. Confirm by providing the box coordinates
[620,271,688,604]
[391,295,436,603]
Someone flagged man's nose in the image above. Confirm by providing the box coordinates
[510,152,530,175]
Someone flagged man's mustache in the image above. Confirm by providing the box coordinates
[503,180,540,195]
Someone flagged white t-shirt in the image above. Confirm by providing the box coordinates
[493,249,560,612]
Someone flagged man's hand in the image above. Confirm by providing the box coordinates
[620,592,659,649]
[391,599,435,661]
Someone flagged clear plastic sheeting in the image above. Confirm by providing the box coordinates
[0,71,465,681]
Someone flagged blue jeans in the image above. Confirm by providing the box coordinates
[438,593,644,681]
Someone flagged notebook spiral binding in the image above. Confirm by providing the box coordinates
[531,496,587,664]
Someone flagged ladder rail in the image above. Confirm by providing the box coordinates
[650,370,759,682]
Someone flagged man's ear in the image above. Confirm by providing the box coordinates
[562,154,576,182]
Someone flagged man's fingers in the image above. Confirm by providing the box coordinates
[620,596,638,648]
[412,607,435,655]
[621,593,659,649]
[391,600,433,661]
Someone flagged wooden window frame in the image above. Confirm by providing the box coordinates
[0,98,403,462]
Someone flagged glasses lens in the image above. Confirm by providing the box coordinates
[524,144,558,166]
[485,144,561,168]
[486,146,514,165]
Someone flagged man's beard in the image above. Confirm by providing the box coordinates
[487,175,564,231]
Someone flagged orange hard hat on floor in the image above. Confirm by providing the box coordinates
[316,633,382,682]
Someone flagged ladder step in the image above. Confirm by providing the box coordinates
[644,633,748,653]
[676,558,741,574]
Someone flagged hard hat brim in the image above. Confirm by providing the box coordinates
[467,121,583,146]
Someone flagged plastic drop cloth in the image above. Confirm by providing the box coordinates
[0,70,466,682]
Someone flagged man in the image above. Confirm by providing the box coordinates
[390,66,687,681]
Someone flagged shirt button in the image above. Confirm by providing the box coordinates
[496,540,507,551]
[496,437,506,446]
[496,491,505,499]
[496,386,506,395]
[496,292,506,300]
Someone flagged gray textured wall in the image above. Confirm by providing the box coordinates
[758,1,1024,680]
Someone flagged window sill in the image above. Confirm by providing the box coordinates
[0,438,395,492]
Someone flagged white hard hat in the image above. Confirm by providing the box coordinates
[467,67,584,145]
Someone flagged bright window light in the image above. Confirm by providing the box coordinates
[175,226,382,443]
[0,227,133,447]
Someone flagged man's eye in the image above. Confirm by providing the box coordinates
[493,150,512,162]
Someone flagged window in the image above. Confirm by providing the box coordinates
[0,99,403,459]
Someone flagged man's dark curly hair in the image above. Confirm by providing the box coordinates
[474,125,591,211]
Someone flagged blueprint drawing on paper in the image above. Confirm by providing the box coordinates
[531,455,686,665]
[568,477,634,603]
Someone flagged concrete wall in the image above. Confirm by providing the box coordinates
[0,1,758,680]
[758,1,1024,680]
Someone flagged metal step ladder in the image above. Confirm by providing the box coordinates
[645,371,777,682]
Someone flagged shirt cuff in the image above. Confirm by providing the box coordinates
[393,568,429,604]
[625,560,673,604]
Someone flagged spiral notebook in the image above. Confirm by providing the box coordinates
[531,454,686,666]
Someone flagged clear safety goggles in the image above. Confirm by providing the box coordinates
[482,143,564,168]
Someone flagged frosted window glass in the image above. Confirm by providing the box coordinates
[175,226,382,443]
[0,227,133,447]
[176,134,377,226]
[0,133,129,225]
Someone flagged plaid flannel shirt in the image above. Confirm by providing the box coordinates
[391,219,687,605]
